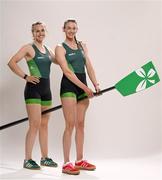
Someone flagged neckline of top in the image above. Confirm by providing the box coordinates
[63,42,79,51]
[33,43,47,55]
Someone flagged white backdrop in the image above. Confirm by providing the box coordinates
[0,0,162,163]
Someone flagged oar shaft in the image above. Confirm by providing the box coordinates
[0,104,62,130]
[0,117,28,130]
[42,105,62,114]
[94,86,115,95]
[0,86,115,130]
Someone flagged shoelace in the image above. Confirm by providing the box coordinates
[28,159,38,166]
[68,163,74,168]
[44,158,57,165]
[82,160,87,163]
[81,161,87,166]
[45,158,52,162]
[76,160,87,164]
[64,162,74,169]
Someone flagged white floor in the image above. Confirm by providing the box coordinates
[0,154,162,180]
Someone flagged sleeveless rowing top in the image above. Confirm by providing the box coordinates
[62,42,86,74]
[27,44,52,78]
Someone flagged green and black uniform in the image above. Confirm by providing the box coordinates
[24,44,52,106]
[60,42,88,100]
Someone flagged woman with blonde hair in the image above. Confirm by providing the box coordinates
[8,22,58,170]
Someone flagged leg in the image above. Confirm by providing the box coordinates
[25,104,41,160]
[39,105,51,158]
[74,99,96,171]
[61,97,77,163]
[75,98,89,161]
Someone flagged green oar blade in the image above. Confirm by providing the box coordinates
[115,61,160,96]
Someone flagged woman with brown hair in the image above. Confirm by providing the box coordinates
[55,19,100,175]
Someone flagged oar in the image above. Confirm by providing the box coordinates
[0,61,160,130]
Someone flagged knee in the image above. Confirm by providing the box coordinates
[29,119,41,131]
[65,122,75,132]
[40,120,48,129]
[76,121,84,130]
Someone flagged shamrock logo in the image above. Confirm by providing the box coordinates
[135,68,156,92]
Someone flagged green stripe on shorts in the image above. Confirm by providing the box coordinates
[25,99,41,104]
[25,99,52,106]
[41,100,52,106]
[78,93,87,100]
[61,92,76,98]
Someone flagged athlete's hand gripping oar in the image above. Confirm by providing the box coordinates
[0,61,160,130]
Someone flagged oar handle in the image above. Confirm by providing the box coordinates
[0,105,63,130]
[0,86,116,130]
[0,117,28,130]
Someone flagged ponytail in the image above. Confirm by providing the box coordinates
[74,36,86,60]
[74,36,84,51]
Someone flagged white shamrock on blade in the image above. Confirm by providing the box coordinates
[135,68,156,92]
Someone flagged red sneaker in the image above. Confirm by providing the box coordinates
[62,162,80,175]
[75,160,96,170]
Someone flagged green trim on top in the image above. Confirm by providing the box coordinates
[41,100,52,106]
[25,99,41,104]
[27,59,42,77]
[60,92,76,98]
[77,93,88,100]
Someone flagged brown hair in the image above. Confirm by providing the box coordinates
[63,19,77,29]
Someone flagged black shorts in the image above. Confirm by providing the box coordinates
[24,78,52,106]
[60,73,88,101]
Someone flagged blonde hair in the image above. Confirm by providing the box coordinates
[31,21,46,33]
